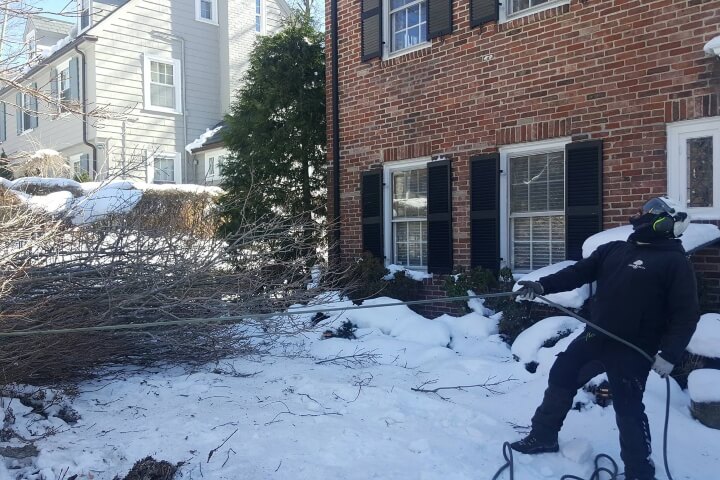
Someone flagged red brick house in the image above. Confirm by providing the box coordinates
[326,0,720,312]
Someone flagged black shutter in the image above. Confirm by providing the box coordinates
[427,158,452,274]
[361,0,382,61]
[361,169,384,259]
[50,67,58,115]
[470,154,500,272]
[565,140,603,261]
[427,0,453,39]
[0,102,5,142]
[470,0,499,27]
[29,83,39,129]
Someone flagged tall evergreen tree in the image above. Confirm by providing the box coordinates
[219,17,326,240]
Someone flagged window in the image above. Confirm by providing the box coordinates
[255,0,264,33]
[16,89,38,134]
[383,159,428,269]
[505,0,569,20]
[386,0,427,54]
[59,67,72,108]
[206,151,227,181]
[143,56,182,114]
[509,152,565,271]
[500,138,570,272]
[72,154,90,177]
[667,117,720,219]
[154,155,176,184]
[78,0,92,31]
[196,0,218,23]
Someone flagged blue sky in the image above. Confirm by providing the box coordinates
[31,0,76,21]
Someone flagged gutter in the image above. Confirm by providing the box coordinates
[74,44,98,177]
[331,0,341,261]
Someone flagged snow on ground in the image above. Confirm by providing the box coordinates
[3,295,717,479]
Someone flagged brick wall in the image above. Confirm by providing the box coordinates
[326,0,720,308]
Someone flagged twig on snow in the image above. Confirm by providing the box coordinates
[207,428,238,463]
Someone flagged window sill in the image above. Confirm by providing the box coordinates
[19,128,34,136]
[687,209,720,221]
[498,0,571,30]
[384,42,431,62]
[143,106,183,116]
[195,17,219,25]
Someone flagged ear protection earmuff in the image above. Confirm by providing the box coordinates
[651,214,675,234]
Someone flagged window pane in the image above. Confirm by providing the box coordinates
[390,0,427,52]
[513,242,531,271]
[513,217,531,241]
[396,222,407,242]
[687,136,713,208]
[201,0,213,19]
[154,156,174,183]
[392,168,427,219]
[533,216,550,241]
[151,84,175,108]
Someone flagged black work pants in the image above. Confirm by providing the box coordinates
[531,331,655,479]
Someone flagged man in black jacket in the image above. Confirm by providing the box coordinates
[510,197,700,480]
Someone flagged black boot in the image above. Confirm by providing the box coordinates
[509,431,559,454]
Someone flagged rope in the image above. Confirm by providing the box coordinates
[491,295,675,480]
[0,291,519,338]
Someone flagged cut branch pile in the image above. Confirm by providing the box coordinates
[0,188,344,385]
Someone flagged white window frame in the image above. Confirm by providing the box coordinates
[255,0,266,34]
[196,0,219,24]
[143,55,183,115]
[205,148,229,182]
[55,59,72,116]
[19,91,34,134]
[78,0,93,33]
[383,157,429,271]
[147,152,182,184]
[501,0,570,23]
[667,117,720,220]
[499,137,571,272]
[382,0,430,59]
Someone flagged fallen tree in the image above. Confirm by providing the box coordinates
[0,183,342,384]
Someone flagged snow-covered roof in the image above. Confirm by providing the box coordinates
[582,224,720,258]
[186,122,226,153]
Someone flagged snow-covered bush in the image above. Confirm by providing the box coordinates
[345,253,421,303]
[11,149,72,179]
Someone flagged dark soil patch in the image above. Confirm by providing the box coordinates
[116,456,178,480]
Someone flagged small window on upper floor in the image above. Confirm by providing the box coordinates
[385,0,428,56]
[143,55,183,115]
[78,0,92,32]
[255,0,265,34]
[196,0,218,24]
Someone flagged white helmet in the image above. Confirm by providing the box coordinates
[637,196,690,238]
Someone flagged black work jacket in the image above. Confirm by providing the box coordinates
[538,238,700,365]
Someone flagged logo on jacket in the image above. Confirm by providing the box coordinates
[628,260,646,270]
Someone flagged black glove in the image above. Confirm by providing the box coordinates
[516,280,544,301]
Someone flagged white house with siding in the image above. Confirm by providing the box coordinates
[0,0,289,184]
